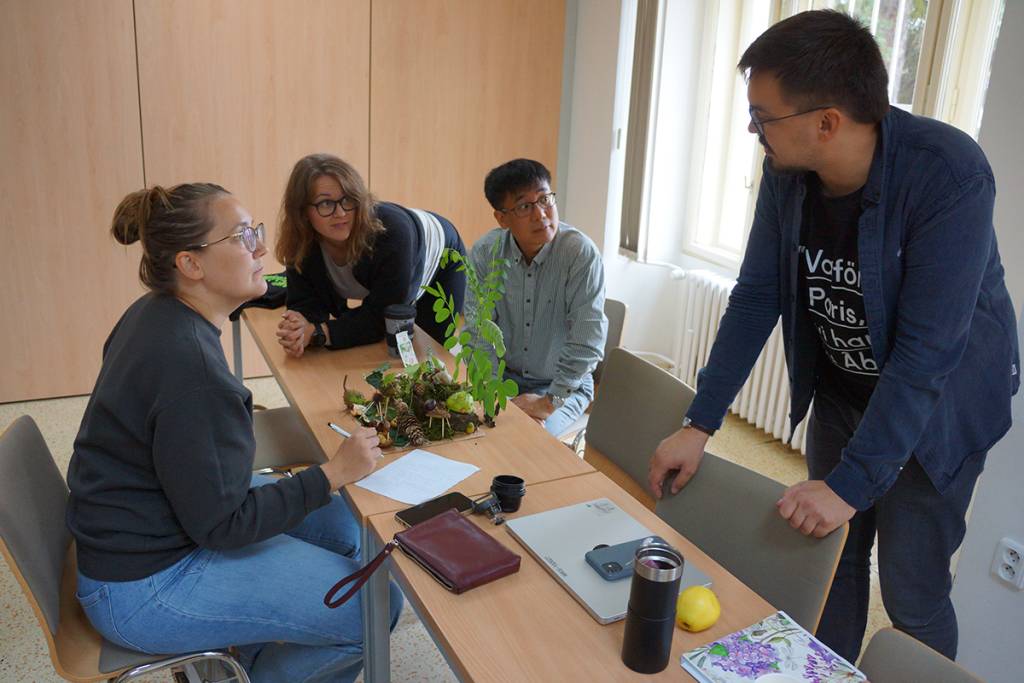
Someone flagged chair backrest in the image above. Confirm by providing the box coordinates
[0,416,247,682]
[859,628,984,683]
[586,348,695,493]
[860,630,987,683]
[655,452,847,634]
[0,415,71,637]
[594,298,628,383]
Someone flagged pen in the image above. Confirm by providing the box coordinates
[327,422,351,438]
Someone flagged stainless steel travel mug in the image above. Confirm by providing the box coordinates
[620,543,684,674]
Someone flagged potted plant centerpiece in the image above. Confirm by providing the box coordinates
[340,246,519,449]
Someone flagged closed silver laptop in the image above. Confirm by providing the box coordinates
[505,498,712,624]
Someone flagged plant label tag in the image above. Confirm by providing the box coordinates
[396,331,418,367]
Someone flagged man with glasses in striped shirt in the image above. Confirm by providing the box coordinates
[466,158,607,436]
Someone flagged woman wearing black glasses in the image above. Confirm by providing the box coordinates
[66,183,402,683]
[275,153,466,355]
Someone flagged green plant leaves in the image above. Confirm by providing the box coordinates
[480,319,505,357]
[365,362,390,389]
[425,246,512,417]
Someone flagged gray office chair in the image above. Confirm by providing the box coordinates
[655,452,847,634]
[581,347,695,489]
[594,298,627,383]
[0,416,250,683]
[558,298,628,445]
[858,628,984,683]
[252,406,326,475]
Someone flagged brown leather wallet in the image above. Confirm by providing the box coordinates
[396,508,521,593]
[325,508,521,608]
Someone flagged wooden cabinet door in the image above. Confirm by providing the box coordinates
[0,0,145,403]
[370,0,566,246]
[135,0,371,377]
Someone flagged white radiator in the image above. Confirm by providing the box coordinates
[671,270,808,453]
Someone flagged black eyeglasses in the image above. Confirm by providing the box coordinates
[310,196,358,217]
[186,223,265,253]
[500,192,557,218]
[749,105,835,139]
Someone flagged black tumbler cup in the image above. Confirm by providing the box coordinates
[621,544,684,674]
[383,304,416,357]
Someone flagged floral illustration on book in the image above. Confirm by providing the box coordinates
[682,611,865,683]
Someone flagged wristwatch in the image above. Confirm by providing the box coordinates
[548,393,566,409]
[682,416,715,437]
[310,321,327,348]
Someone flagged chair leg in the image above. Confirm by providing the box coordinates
[114,652,250,683]
[570,428,587,457]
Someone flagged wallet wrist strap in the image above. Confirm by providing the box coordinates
[324,540,398,608]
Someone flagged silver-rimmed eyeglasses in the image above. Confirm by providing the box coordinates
[500,192,557,218]
[186,223,265,253]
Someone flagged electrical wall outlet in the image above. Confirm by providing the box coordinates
[991,537,1024,590]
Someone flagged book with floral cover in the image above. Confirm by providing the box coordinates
[680,611,866,683]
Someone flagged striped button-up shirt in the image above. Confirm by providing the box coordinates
[466,224,607,399]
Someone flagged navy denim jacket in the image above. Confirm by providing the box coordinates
[687,107,1019,510]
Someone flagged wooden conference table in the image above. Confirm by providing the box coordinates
[243,307,775,681]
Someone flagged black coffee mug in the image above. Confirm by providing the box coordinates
[490,475,526,513]
[383,304,416,357]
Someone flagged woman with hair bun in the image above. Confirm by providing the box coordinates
[66,183,402,683]
[275,153,466,355]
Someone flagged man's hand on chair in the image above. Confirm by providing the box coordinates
[776,480,855,538]
[647,426,709,500]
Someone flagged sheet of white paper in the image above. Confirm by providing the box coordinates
[354,449,480,504]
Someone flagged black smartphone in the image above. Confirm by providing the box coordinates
[394,492,474,527]
[585,535,669,581]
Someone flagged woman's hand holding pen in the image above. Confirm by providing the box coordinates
[321,426,381,490]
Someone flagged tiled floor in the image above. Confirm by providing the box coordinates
[0,378,889,682]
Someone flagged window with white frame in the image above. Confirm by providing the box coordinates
[620,0,1005,271]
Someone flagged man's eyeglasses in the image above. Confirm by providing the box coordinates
[500,192,557,218]
[749,105,835,139]
[310,196,358,218]
[186,223,265,253]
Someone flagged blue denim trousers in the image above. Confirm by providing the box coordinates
[76,475,403,683]
[807,389,985,663]
[504,370,593,437]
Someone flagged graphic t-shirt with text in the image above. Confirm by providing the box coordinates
[800,174,878,410]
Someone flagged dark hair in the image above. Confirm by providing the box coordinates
[275,153,383,271]
[737,10,889,124]
[483,159,552,211]
[111,183,229,294]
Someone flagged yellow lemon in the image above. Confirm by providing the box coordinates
[676,585,721,632]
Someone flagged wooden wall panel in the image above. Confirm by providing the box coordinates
[370,0,566,246]
[0,0,146,403]
[135,0,371,377]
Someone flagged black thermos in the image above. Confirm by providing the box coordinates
[621,544,684,674]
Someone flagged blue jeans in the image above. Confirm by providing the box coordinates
[76,475,403,683]
[505,370,593,437]
[807,389,985,663]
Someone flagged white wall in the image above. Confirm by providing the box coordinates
[562,0,711,361]
[950,3,1024,680]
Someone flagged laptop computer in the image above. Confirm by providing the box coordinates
[505,498,712,624]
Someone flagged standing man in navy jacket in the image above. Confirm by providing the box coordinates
[648,10,1018,662]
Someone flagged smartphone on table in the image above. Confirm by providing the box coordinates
[585,535,669,581]
[394,492,474,527]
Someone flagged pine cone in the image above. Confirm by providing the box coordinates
[413,382,428,397]
[396,412,427,447]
